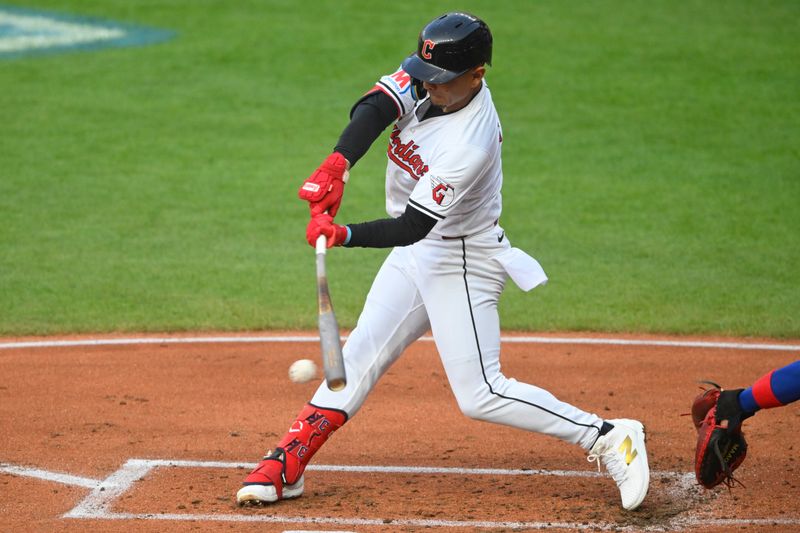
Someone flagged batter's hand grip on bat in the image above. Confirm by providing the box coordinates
[315,234,347,391]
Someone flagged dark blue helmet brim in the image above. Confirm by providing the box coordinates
[401,53,467,84]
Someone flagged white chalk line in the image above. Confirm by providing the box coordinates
[3,458,677,484]
[1,334,798,351]
[65,511,629,530]
[0,463,100,489]
[132,458,606,477]
[3,459,798,531]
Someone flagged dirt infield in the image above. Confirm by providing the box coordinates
[1,332,798,532]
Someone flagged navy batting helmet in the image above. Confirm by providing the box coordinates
[401,12,492,84]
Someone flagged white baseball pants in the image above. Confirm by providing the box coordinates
[311,226,604,451]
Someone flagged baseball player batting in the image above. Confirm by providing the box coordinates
[237,12,650,511]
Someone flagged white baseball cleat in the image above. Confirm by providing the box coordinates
[587,418,650,510]
[236,475,304,505]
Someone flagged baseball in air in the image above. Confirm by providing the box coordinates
[289,359,318,383]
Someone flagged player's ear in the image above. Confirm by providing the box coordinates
[471,65,486,86]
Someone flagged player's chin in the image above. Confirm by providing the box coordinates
[428,94,445,107]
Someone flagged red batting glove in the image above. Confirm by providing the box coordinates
[306,214,348,248]
[298,152,348,217]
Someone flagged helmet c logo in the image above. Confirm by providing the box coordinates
[421,39,435,60]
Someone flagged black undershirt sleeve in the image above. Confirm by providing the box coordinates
[333,88,438,247]
[333,91,398,168]
[345,203,438,248]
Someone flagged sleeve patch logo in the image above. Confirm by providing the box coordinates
[385,68,411,94]
[431,177,455,207]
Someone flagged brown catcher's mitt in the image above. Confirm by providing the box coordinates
[691,381,754,489]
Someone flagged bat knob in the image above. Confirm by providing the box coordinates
[327,378,346,392]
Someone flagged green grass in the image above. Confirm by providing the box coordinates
[1,1,798,337]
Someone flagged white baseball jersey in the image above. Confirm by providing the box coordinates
[375,67,503,239]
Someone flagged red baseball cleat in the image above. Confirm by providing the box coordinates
[236,448,303,505]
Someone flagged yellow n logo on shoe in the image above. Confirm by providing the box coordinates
[618,436,638,465]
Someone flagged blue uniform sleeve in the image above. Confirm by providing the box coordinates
[739,360,800,411]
